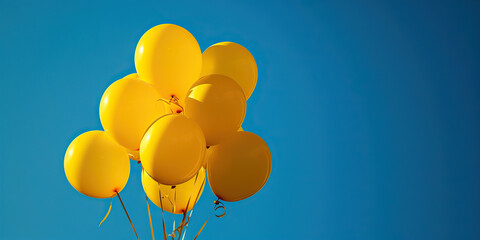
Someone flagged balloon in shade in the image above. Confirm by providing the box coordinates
[203,126,244,168]
[207,131,271,202]
[64,131,130,198]
[185,74,246,146]
[140,114,206,185]
[142,168,206,214]
[135,24,202,101]
[201,42,257,100]
[100,76,169,151]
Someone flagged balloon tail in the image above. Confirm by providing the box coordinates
[99,196,113,227]
[116,191,139,239]
[146,196,155,240]
[214,199,226,218]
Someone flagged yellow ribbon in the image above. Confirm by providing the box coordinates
[146,196,155,240]
[98,196,113,227]
[117,191,139,239]
[214,199,226,218]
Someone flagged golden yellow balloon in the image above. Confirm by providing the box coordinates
[142,168,206,214]
[140,114,206,185]
[185,74,246,146]
[207,131,271,202]
[203,126,243,168]
[201,42,257,99]
[100,77,169,151]
[64,131,130,199]
[122,73,139,79]
[135,24,202,101]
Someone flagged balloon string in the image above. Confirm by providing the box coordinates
[146,196,155,240]
[213,199,226,218]
[99,196,113,227]
[181,210,195,240]
[158,185,168,240]
[176,172,200,240]
[193,218,209,240]
[116,191,139,239]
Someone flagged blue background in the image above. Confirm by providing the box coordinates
[1,0,479,239]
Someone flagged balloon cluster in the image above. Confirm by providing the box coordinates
[64,24,272,237]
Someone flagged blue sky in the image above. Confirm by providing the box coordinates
[1,0,480,239]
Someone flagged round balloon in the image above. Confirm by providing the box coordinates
[64,131,130,198]
[207,131,271,202]
[100,76,169,151]
[203,126,243,168]
[185,74,246,146]
[201,42,257,99]
[135,24,202,101]
[140,114,206,185]
[142,168,206,214]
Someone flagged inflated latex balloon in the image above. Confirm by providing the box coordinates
[140,114,206,185]
[100,77,169,151]
[185,74,246,146]
[122,73,139,79]
[142,168,206,214]
[207,131,271,202]
[201,42,257,99]
[135,24,202,101]
[64,131,130,199]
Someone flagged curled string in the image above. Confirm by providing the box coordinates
[98,195,114,227]
[214,199,226,218]
[116,191,139,239]
[146,196,155,240]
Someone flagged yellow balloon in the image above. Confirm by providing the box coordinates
[135,24,202,101]
[201,42,257,99]
[185,74,246,146]
[100,77,169,151]
[140,114,206,185]
[122,73,139,79]
[142,168,206,214]
[64,131,130,199]
[207,131,271,202]
[203,126,243,168]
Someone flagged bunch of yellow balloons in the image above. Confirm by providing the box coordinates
[64,23,271,222]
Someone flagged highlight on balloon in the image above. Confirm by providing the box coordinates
[64,23,272,240]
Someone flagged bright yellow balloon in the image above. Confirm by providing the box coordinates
[100,77,169,151]
[207,131,271,202]
[122,73,139,79]
[135,24,202,101]
[201,42,257,99]
[142,168,206,214]
[64,131,130,199]
[185,74,246,146]
[140,114,206,185]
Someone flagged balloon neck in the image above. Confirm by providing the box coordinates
[158,95,184,114]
